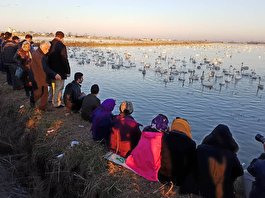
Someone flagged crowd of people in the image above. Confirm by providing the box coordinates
[0,30,264,198]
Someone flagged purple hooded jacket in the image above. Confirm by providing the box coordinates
[91,98,115,141]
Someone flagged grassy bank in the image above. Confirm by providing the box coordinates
[0,73,244,198]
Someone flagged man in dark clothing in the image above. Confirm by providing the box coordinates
[2,32,20,88]
[247,153,265,198]
[48,31,70,108]
[81,84,100,121]
[63,72,86,113]
[18,34,34,50]
[0,32,5,72]
[30,41,61,111]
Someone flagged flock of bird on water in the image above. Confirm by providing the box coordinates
[67,46,264,92]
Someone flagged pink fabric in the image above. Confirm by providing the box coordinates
[125,131,163,181]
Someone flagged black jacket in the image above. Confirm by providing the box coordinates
[81,94,100,121]
[195,124,243,198]
[2,41,18,65]
[247,153,265,198]
[158,131,196,185]
[63,81,83,112]
[48,39,70,79]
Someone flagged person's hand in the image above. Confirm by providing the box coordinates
[55,74,62,80]
[67,74,70,77]
[28,82,32,86]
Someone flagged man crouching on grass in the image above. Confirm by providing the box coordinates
[63,72,86,113]
[29,41,61,111]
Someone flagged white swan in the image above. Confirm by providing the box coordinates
[258,77,264,90]
[202,80,214,89]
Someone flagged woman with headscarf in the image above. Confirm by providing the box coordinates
[195,124,243,198]
[91,98,115,141]
[126,114,169,181]
[14,41,33,102]
[158,117,196,185]
[108,101,141,158]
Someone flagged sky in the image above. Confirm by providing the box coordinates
[0,0,265,42]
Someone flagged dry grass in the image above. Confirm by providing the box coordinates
[0,73,245,198]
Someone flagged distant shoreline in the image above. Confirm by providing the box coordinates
[64,40,211,47]
[25,35,265,47]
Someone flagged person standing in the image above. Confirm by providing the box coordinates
[2,33,21,89]
[30,41,61,111]
[0,32,5,72]
[48,31,70,108]
[14,41,34,100]
[19,34,34,50]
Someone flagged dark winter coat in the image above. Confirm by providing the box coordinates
[63,80,84,112]
[195,124,243,198]
[47,38,70,79]
[81,94,100,122]
[247,153,265,198]
[2,40,18,65]
[158,130,196,185]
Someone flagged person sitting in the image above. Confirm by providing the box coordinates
[91,98,115,142]
[81,84,100,122]
[108,101,142,158]
[126,114,169,181]
[158,117,196,186]
[63,72,86,112]
[245,135,265,198]
[194,124,243,198]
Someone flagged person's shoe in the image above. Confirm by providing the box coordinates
[55,104,65,108]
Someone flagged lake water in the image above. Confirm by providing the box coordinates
[66,43,265,165]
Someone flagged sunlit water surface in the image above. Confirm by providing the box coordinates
[66,44,265,165]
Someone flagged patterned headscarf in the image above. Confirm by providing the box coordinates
[151,114,169,132]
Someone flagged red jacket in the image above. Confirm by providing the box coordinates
[109,114,141,158]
